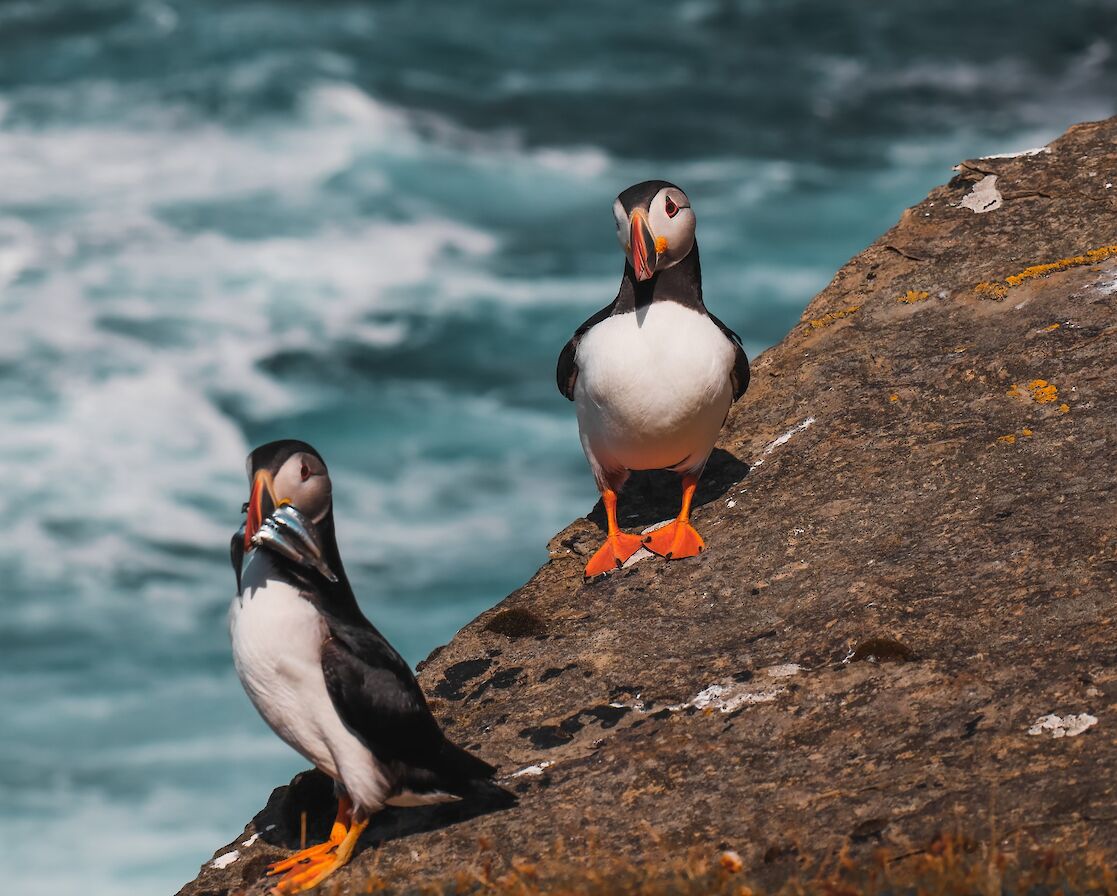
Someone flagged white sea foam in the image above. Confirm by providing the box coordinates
[0,75,607,637]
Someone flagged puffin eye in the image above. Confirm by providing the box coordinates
[300,463,311,482]
[665,195,679,218]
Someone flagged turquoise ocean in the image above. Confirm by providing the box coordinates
[1,1,1115,892]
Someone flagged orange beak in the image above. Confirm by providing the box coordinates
[629,211,657,282]
[244,470,278,552]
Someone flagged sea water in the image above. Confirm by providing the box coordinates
[1,1,1114,892]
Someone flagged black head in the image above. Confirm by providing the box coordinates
[612,180,696,281]
[243,439,332,551]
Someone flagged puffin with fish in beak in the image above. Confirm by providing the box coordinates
[557,181,750,576]
[229,439,508,893]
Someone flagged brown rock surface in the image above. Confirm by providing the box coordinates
[180,117,1117,896]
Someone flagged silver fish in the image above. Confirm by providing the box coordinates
[271,505,325,561]
[252,515,338,583]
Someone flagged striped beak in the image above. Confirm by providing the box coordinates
[244,469,278,552]
[629,210,658,282]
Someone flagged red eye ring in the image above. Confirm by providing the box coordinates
[665,195,679,218]
[300,463,311,481]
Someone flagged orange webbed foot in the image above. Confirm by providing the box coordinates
[266,841,338,877]
[267,817,368,894]
[270,850,342,894]
[643,520,705,560]
[584,531,645,577]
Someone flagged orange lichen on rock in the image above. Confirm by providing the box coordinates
[1028,379,1058,403]
[889,394,899,402]
[975,244,1117,299]
[1021,428,1034,437]
[808,304,861,329]
[997,434,1017,445]
[898,289,930,304]
[975,281,1010,300]
[1007,380,1059,404]
[1059,403,1071,414]
[1006,245,1117,285]
[1041,323,1061,332]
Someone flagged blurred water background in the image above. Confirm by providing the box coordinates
[1,1,1115,892]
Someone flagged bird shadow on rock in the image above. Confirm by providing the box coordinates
[585,448,751,532]
[251,769,516,855]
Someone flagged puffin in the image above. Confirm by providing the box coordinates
[229,439,505,894]
[557,181,750,576]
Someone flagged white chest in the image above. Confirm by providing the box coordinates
[573,301,735,472]
[229,550,390,810]
[229,552,331,760]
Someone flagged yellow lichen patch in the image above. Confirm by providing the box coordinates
[997,434,1017,445]
[897,289,930,304]
[1021,428,1034,437]
[889,394,899,402]
[1007,380,1060,404]
[808,304,861,329]
[1041,323,1061,332]
[1059,403,1070,414]
[1028,379,1058,403]
[975,281,1010,300]
[974,244,1117,299]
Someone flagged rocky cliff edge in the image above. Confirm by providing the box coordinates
[180,116,1117,896]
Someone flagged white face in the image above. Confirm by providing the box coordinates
[272,451,332,523]
[613,186,696,276]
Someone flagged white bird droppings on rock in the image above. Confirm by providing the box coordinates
[210,850,240,869]
[980,146,1050,159]
[674,682,783,713]
[1027,713,1097,737]
[241,833,260,848]
[752,416,815,468]
[960,175,1003,213]
[619,519,674,568]
[511,760,554,778]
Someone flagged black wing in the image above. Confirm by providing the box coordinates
[320,616,495,791]
[707,311,751,401]
[230,527,245,593]
[556,302,614,400]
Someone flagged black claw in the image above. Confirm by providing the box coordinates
[665,552,673,560]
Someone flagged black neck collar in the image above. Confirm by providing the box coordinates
[614,241,703,314]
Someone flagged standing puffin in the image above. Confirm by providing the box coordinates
[229,440,504,894]
[557,181,749,576]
